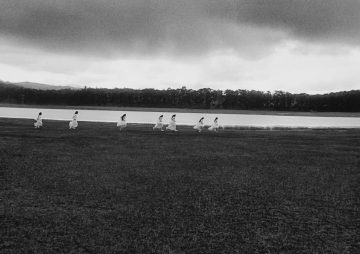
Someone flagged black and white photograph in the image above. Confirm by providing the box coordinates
[1,0,359,253]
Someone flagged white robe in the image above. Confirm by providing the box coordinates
[117,119,127,128]
[193,120,204,132]
[166,117,177,131]
[34,115,42,128]
[153,117,164,129]
[69,114,78,129]
[208,120,219,131]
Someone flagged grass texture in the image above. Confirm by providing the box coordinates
[1,118,359,253]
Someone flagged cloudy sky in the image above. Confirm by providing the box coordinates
[1,0,359,93]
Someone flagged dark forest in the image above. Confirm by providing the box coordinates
[1,81,359,112]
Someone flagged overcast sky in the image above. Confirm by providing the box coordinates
[1,0,359,93]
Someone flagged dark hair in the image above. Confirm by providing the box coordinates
[215,117,218,121]
[160,115,163,117]
[172,114,176,118]
[75,111,78,114]
[39,112,42,115]
[199,117,204,122]
[121,114,126,120]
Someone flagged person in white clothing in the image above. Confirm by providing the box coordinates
[69,111,79,129]
[117,114,127,130]
[153,115,164,131]
[34,112,43,128]
[166,114,178,131]
[208,117,220,132]
[193,117,204,132]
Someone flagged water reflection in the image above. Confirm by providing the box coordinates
[0,107,359,128]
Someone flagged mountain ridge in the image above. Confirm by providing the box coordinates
[13,81,81,90]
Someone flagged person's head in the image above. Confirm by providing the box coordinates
[215,117,218,121]
[75,111,78,114]
[160,115,163,118]
[172,114,176,118]
[39,112,42,115]
[121,114,126,119]
[200,117,204,121]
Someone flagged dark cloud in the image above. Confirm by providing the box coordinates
[235,0,360,43]
[1,0,359,57]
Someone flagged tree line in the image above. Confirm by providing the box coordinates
[1,81,359,112]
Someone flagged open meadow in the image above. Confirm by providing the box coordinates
[1,118,359,253]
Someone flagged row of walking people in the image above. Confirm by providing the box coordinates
[34,111,221,132]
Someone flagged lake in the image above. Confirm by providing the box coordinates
[0,106,359,128]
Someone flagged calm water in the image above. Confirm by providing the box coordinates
[0,107,359,128]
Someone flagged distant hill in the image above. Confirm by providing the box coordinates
[13,82,81,90]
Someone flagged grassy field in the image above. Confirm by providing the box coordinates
[2,103,360,117]
[1,118,359,253]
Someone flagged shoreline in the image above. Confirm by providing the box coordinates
[1,103,360,117]
[1,117,359,131]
